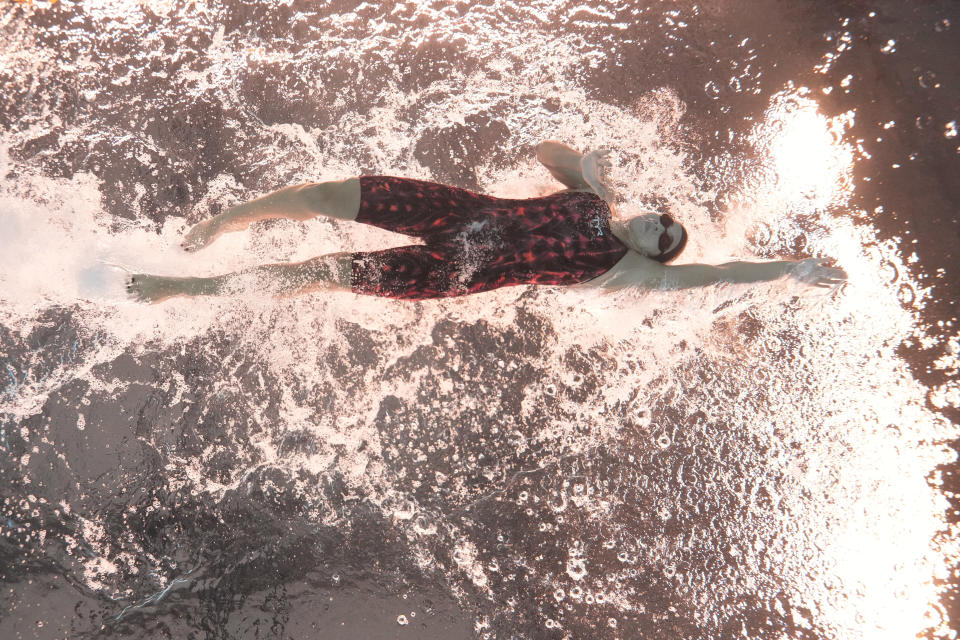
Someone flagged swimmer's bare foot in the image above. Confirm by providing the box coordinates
[126,274,195,303]
[181,217,222,252]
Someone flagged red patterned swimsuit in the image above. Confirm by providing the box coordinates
[351,176,629,299]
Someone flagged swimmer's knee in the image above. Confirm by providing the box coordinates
[302,252,353,287]
[300,178,361,220]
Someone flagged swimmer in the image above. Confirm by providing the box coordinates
[127,140,846,302]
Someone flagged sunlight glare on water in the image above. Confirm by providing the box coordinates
[757,90,855,213]
[0,1,957,638]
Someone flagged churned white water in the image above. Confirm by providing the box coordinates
[1,1,956,638]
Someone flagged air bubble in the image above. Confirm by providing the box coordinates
[751,367,770,387]
[414,514,436,535]
[925,601,947,627]
[554,588,565,601]
[664,564,676,578]
[657,434,671,448]
[764,336,783,355]
[918,71,938,89]
[567,558,587,581]
[634,406,652,428]
[394,500,415,520]
[791,232,808,253]
[544,384,557,397]
[608,617,618,628]
[897,283,916,306]
[549,493,567,512]
[397,615,408,626]
[751,221,772,247]
[879,259,899,284]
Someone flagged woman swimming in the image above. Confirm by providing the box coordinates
[126,140,846,302]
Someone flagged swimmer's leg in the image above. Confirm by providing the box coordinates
[127,252,353,303]
[182,178,361,252]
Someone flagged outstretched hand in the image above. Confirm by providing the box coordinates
[790,258,847,289]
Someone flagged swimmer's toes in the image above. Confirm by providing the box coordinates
[126,274,150,303]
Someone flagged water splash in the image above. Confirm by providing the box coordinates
[0,1,955,638]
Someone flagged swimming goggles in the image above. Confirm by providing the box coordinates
[658,213,675,253]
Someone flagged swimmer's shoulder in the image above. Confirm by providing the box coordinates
[579,250,663,290]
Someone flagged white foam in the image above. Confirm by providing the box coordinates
[0,3,956,637]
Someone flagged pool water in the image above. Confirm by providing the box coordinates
[1,1,958,638]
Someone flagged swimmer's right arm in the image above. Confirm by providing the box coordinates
[536,140,617,202]
[535,140,592,191]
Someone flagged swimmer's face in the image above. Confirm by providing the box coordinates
[627,213,684,258]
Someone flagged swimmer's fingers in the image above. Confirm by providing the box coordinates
[816,265,847,284]
[791,258,847,288]
[813,279,843,289]
[811,263,847,289]
[816,267,847,287]
[815,258,846,276]
[595,149,614,173]
[585,149,614,176]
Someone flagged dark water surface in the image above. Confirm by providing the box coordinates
[1,1,958,638]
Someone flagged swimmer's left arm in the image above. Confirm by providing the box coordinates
[592,255,846,290]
